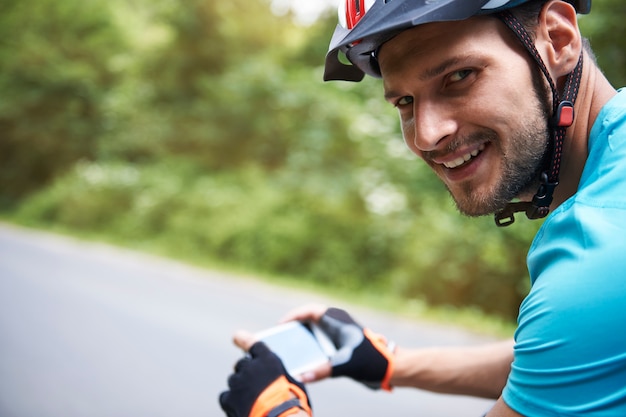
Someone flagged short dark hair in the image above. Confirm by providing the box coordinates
[512,0,545,38]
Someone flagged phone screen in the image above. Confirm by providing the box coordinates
[256,322,333,376]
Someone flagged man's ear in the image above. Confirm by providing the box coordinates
[536,0,582,79]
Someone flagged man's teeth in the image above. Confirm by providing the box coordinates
[443,146,484,169]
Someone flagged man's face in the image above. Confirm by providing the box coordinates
[377,16,551,216]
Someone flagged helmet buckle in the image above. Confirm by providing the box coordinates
[550,100,575,127]
[494,173,558,227]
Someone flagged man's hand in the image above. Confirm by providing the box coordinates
[283,305,395,390]
[219,342,312,417]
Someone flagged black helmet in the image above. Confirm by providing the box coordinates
[324,0,592,82]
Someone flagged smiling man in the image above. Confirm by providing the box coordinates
[220,1,626,416]
[378,15,555,216]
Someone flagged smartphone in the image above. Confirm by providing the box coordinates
[255,321,336,376]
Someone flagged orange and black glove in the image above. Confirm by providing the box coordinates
[320,307,395,391]
[219,342,312,417]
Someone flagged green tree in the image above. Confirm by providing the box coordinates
[0,0,126,207]
[580,0,626,87]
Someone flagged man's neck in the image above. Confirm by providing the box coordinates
[551,50,617,209]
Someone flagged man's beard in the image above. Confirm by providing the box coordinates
[449,71,552,217]
[451,124,550,217]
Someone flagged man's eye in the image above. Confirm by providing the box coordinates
[449,69,472,83]
[396,96,413,107]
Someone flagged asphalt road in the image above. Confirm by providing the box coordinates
[0,223,496,417]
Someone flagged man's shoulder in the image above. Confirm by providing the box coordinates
[590,88,626,144]
[505,90,626,417]
[574,89,626,203]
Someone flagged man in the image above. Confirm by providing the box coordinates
[220,0,625,415]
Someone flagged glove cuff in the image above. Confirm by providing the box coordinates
[249,376,311,417]
[363,328,395,391]
[267,398,306,417]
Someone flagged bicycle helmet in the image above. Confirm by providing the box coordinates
[324,0,591,82]
[323,0,592,226]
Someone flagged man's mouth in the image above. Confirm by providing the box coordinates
[442,144,486,169]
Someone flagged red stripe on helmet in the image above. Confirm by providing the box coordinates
[345,0,366,29]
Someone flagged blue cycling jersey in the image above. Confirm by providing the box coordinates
[503,89,626,416]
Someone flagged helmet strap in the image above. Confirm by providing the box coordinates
[494,11,584,227]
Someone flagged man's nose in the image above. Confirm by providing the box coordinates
[408,100,456,152]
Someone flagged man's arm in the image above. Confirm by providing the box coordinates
[226,306,518,416]
[486,398,524,417]
[270,340,519,417]
[391,339,514,399]
[391,340,523,416]
[281,305,514,398]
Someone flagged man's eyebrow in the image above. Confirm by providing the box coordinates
[419,56,466,81]
[383,56,470,101]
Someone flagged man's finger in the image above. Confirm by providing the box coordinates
[233,330,257,351]
[298,362,332,383]
[279,303,328,324]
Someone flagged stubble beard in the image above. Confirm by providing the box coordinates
[449,72,552,217]
[451,122,550,217]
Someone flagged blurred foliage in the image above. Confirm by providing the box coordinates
[579,0,626,88]
[3,0,623,321]
[0,0,126,206]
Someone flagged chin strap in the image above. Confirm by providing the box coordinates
[494,11,583,227]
